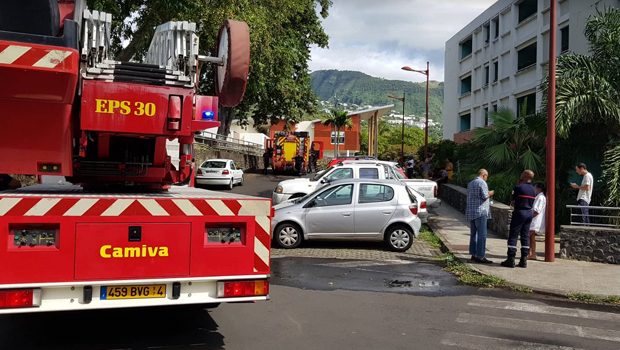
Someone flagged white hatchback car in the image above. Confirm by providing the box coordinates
[196,159,244,189]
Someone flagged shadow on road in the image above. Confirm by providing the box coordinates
[0,305,225,350]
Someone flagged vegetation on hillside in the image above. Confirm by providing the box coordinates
[310,70,444,122]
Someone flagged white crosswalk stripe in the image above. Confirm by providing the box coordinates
[441,332,585,350]
[440,297,620,349]
[468,298,620,323]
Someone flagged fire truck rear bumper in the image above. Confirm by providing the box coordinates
[0,275,269,314]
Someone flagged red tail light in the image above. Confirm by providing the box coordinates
[434,186,437,198]
[217,280,269,298]
[420,201,427,209]
[0,289,39,309]
[197,169,203,175]
[409,204,418,215]
[222,170,230,175]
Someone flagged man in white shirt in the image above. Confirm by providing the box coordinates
[406,156,415,179]
[571,163,593,225]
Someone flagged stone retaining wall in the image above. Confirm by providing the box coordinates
[438,184,512,239]
[194,144,260,170]
[560,226,620,264]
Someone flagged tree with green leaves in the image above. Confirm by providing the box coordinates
[546,8,620,206]
[471,107,546,185]
[323,110,353,157]
[87,0,332,137]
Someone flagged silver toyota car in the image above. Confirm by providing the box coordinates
[272,179,422,252]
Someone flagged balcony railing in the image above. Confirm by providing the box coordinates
[567,205,620,228]
[195,131,264,156]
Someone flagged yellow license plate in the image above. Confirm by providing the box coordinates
[101,284,166,300]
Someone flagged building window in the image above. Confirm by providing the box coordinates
[484,107,489,126]
[460,114,471,132]
[493,104,498,112]
[517,92,537,118]
[460,37,473,59]
[493,61,499,82]
[461,76,472,95]
[517,42,537,71]
[518,0,537,23]
[493,17,499,39]
[485,66,490,85]
[330,131,345,144]
[561,26,569,52]
[484,23,490,44]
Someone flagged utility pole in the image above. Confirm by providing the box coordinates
[545,0,557,262]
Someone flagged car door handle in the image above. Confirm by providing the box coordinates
[383,210,393,215]
[342,212,351,217]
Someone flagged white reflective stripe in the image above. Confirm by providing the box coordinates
[238,200,270,216]
[0,45,30,64]
[441,332,585,350]
[254,237,270,266]
[255,216,271,236]
[507,245,518,249]
[457,313,620,343]
[32,50,71,68]
[101,199,134,216]
[468,298,620,322]
[172,199,202,216]
[253,268,259,273]
[63,198,98,216]
[138,199,169,216]
[206,200,234,216]
[522,246,530,249]
[0,198,22,216]
[24,198,61,216]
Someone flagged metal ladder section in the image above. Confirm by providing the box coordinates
[80,11,196,88]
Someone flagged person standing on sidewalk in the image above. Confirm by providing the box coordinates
[406,156,415,179]
[571,163,593,225]
[446,158,454,181]
[466,169,495,264]
[501,170,536,268]
[421,154,434,179]
[528,183,547,260]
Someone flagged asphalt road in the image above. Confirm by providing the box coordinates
[2,173,620,349]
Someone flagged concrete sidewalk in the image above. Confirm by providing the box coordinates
[428,203,620,298]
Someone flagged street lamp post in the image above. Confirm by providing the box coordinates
[402,62,430,158]
[388,94,406,166]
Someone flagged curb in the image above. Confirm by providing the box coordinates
[426,218,582,300]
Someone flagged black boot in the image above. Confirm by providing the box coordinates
[501,255,515,268]
[518,255,527,268]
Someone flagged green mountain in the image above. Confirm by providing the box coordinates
[310,70,444,122]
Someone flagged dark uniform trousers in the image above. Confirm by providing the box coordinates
[507,209,532,257]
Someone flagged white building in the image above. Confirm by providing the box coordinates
[443,0,618,142]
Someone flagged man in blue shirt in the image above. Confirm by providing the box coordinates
[466,169,495,263]
[501,170,536,268]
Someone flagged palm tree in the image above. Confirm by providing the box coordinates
[323,109,354,157]
[546,8,620,205]
[471,106,546,184]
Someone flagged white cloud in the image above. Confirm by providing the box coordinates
[310,0,497,82]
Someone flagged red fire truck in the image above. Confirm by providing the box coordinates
[265,132,323,174]
[0,0,271,313]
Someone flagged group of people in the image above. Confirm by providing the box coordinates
[405,154,454,182]
[262,148,319,175]
[466,163,593,268]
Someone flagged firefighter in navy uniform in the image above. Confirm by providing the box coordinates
[501,170,537,268]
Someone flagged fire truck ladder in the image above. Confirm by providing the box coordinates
[80,12,195,88]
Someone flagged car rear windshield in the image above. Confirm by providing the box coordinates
[406,186,418,204]
[359,168,379,179]
[392,167,406,179]
[201,161,227,169]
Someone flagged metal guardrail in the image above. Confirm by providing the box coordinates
[195,131,264,156]
[567,205,620,228]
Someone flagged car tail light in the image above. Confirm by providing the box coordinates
[197,169,203,175]
[409,204,418,216]
[434,186,437,198]
[420,201,427,209]
[0,289,40,309]
[217,280,269,298]
[222,170,230,175]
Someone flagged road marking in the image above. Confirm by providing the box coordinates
[457,313,620,343]
[468,298,620,323]
[441,332,584,350]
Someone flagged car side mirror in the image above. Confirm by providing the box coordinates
[320,178,327,184]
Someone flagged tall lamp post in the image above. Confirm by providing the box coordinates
[545,0,557,262]
[388,94,406,166]
[402,62,430,158]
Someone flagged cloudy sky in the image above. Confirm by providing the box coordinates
[309,0,497,83]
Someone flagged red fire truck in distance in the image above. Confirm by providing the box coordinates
[0,0,271,313]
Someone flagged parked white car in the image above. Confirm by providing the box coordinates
[196,159,244,189]
[272,179,422,252]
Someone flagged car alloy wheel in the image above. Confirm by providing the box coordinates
[276,224,301,248]
[387,227,412,252]
[228,179,234,190]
